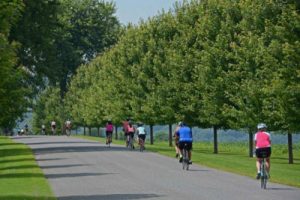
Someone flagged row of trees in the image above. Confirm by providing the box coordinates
[32,0,299,163]
[0,0,121,130]
[0,0,29,130]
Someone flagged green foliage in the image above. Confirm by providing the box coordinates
[0,0,29,129]
[32,87,64,134]
[64,0,300,138]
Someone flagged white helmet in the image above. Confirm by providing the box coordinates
[257,123,267,130]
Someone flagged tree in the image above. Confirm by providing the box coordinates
[0,0,29,130]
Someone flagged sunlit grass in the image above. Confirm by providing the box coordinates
[0,136,56,200]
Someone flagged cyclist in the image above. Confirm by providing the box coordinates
[105,120,114,145]
[51,120,56,135]
[65,119,72,136]
[41,124,46,135]
[137,122,146,150]
[254,123,271,179]
[127,121,136,149]
[173,122,181,158]
[24,124,29,135]
[175,122,193,164]
[122,118,130,147]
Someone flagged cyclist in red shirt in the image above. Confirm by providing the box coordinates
[122,118,130,147]
[254,123,271,179]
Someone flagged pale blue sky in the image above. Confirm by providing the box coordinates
[106,0,183,25]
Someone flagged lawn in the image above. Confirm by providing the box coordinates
[0,136,56,200]
[75,135,300,188]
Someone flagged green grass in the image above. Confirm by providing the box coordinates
[0,136,56,200]
[75,135,300,188]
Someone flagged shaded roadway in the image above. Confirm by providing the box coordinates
[12,135,300,200]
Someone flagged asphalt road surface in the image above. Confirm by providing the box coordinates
[13,135,300,200]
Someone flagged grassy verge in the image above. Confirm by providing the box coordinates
[0,136,56,200]
[75,135,300,188]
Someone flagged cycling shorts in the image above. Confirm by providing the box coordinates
[178,141,192,151]
[138,134,146,141]
[256,147,271,158]
[106,131,112,137]
[127,132,134,138]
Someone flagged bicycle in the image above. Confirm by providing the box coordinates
[260,152,269,189]
[138,135,145,152]
[182,143,190,170]
[106,132,112,147]
[51,126,56,135]
[66,127,71,137]
[127,134,134,150]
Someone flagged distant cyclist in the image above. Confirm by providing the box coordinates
[51,120,56,135]
[127,122,136,149]
[65,119,72,136]
[122,118,130,147]
[175,122,193,164]
[105,120,114,145]
[41,124,46,135]
[254,123,271,179]
[137,122,146,150]
[24,124,29,135]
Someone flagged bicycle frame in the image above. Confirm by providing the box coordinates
[260,156,268,189]
[182,144,189,170]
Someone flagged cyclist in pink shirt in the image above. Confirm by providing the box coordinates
[254,123,271,179]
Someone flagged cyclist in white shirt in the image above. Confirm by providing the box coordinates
[137,122,146,150]
[51,121,56,135]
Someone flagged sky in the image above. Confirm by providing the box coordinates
[106,0,183,25]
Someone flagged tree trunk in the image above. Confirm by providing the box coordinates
[84,126,86,135]
[97,127,100,137]
[150,124,154,145]
[213,126,218,154]
[168,124,172,147]
[249,130,253,157]
[115,126,118,140]
[88,127,91,136]
[288,132,294,164]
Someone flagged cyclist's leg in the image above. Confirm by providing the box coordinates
[130,133,135,148]
[178,142,184,162]
[265,147,271,173]
[109,132,112,143]
[106,131,108,144]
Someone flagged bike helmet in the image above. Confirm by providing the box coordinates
[257,123,267,130]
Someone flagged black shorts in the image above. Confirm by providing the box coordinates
[256,147,271,158]
[127,132,134,138]
[106,131,112,137]
[138,134,146,141]
[178,141,192,151]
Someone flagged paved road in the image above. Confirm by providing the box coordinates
[13,135,300,200]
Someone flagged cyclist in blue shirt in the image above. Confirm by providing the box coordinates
[175,122,193,164]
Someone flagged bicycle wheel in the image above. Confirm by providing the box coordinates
[129,136,133,150]
[260,160,267,189]
[182,148,189,170]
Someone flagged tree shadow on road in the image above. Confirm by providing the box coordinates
[266,187,298,191]
[58,193,163,200]
[33,145,128,155]
[46,172,118,179]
